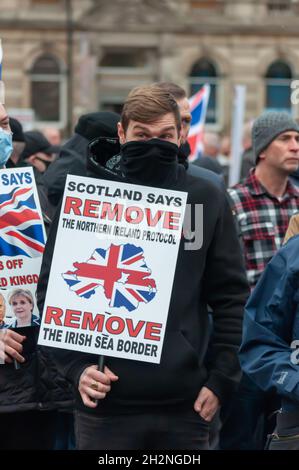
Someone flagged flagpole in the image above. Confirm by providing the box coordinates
[229,85,247,187]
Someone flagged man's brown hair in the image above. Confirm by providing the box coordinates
[154,82,186,101]
[121,84,181,134]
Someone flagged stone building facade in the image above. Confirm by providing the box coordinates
[1,0,299,135]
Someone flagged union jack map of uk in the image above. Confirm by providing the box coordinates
[62,243,157,312]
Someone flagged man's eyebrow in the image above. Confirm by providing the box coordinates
[132,125,176,133]
[158,126,176,132]
[132,125,150,131]
[279,133,298,138]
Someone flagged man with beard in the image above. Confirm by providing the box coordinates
[37,84,248,450]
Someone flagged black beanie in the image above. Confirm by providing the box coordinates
[9,117,25,142]
[74,112,120,141]
[22,130,60,160]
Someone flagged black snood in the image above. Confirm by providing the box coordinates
[120,139,179,186]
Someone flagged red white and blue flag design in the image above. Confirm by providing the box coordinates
[63,243,157,312]
[0,186,45,258]
[188,84,210,162]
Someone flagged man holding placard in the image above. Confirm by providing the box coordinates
[37,84,249,450]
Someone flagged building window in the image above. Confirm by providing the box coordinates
[265,60,293,113]
[267,1,291,13]
[100,50,147,69]
[97,48,157,112]
[189,58,219,125]
[30,53,66,124]
[31,0,61,5]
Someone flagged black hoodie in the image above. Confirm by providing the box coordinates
[37,146,249,414]
[42,133,89,207]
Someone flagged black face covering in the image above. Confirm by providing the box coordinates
[120,138,179,186]
[177,141,191,169]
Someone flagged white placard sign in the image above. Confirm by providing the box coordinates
[38,175,187,364]
[0,167,46,328]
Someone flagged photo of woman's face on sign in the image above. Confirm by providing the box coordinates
[7,289,40,328]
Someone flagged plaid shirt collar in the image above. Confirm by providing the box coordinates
[244,168,299,200]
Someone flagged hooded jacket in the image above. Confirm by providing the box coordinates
[42,112,120,208]
[240,234,299,413]
[42,134,89,208]
[37,146,249,414]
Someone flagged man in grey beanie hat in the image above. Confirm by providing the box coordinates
[252,111,299,163]
[221,113,299,450]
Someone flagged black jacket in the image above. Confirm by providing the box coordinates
[193,155,223,175]
[42,134,88,208]
[0,327,73,413]
[187,162,224,189]
[37,152,249,414]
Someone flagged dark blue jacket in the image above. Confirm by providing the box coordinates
[8,314,40,328]
[239,234,299,412]
[187,162,225,189]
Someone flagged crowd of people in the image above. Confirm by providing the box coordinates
[0,80,299,451]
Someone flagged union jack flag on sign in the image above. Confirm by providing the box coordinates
[63,243,157,312]
[188,84,210,162]
[0,186,45,258]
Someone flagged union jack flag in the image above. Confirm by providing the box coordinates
[188,84,210,162]
[63,243,157,312]
[0,186,45,258]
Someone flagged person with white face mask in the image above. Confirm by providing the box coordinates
[0,104,13,168]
